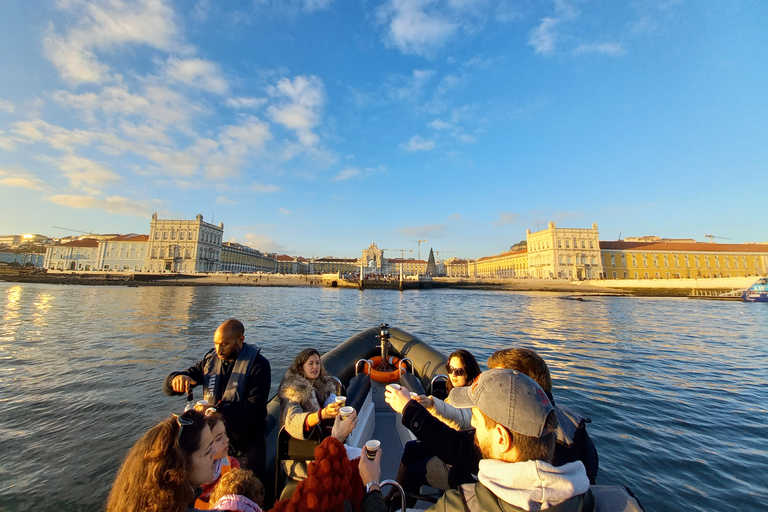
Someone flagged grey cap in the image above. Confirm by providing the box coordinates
[449,368,555,437]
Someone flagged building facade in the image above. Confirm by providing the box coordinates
[145,213,223,272]
[276,255,309,274]
[443,257,468,277]
[308,257,359,274]
[44,239,100,270]
[220,242,277,273]
[473,249,527,278]
[96,234,149,271]
[600,240,768,279]
[526,222,603,279]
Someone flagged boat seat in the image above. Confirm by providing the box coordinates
[273,425,323,499]
[399,372,426,396]
[346,373,372,413]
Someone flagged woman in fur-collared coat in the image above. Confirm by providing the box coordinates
[278,348,341,483]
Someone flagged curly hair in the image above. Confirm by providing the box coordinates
[446,349,482,392]
[288,348,328,381]
[105,410,208,512]
[209,467,265,506]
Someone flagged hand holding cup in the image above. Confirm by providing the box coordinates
[384,383,412,414]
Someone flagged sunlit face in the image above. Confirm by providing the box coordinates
[448,356,468,388]
[186,425,215,487]
[214,327,243,361]
[471,408,494,460]
[302,354,321,382]
[211,420,229,461]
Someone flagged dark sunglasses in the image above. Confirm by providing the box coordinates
[446,365,466,377]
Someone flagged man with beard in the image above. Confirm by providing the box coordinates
[163,318,271,478]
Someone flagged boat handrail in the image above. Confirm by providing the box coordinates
[430,374,448,395]
[400,358,414,375]
[355,358,373,376]
[380,479,406,512]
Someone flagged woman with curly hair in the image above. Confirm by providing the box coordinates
[105,410,215,512]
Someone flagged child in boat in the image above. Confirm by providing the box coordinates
[194,406,242,509]
[209,467,264,512]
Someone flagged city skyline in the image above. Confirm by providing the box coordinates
[1,1,767,260]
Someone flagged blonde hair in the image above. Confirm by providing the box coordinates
[209,468,264,507]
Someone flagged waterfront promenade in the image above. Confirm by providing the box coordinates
[2,269,760,296]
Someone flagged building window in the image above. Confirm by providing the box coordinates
[589,241,594,248]
[685,254,690,267]
[674,255,679,267]
[567,256,572,264]
[695,255,700,268]
[566,240,570,248]
[632,254,637,267]
[705,256,710,268]
[642,254,648,267]
[644,272,649,278]
[592,257,597,265]
[634,272,638,279]
[655,272,660,278]
[664,255,669,267]
[715,257,721,268]
[163,231,168,240]
[623,271,628,278]
[171,230,176,240]
[154,232,159,239]
[612,271,617,278]
[621,254,626,267]
[610,254,615,266]
[559,256,564,265]
[665,272,670,278]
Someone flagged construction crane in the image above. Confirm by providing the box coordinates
[53,226,94,236]
[434,250,453,261]
[704,234,731,243]
[383,248,412,259]
[413,239,427,260]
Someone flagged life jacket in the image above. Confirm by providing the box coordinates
[203,343,260,404]
[194,456,239,509]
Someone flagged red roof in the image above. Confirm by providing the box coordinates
[599,240,768,253]
[277,254,295,261]
[387,258,427,264]
[60,239,99,248]
[109,234,149,242]
[476,249,527,262]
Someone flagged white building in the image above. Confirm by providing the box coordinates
[97,234,149,271]
[44,239,100,270]
[526,222,603,280]
[145,213,223,272]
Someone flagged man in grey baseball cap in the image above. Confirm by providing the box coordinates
[428,368,593,512]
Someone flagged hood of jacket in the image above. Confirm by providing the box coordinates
[478,459,590,512]
[211,494,262,512]
[278,367,337,412]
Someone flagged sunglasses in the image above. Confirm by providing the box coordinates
[446,365,466,377]
[174,414,194,440]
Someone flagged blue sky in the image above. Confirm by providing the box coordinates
[1,0,766,259]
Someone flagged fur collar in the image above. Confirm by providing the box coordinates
[278,367,337,410]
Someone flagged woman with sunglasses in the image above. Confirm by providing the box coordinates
[106,410,216,512]
[415,349,482,430]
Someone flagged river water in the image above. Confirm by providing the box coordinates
[0,282,766,512]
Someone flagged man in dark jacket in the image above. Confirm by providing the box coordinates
[163,318,271,477]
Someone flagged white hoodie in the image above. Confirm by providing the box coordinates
[477,459,590,511]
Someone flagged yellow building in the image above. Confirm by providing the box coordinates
[309,257,358,274]
[221,242,276,273]
[526,222,603,279]
[600,240,768,279]
[443,257,468,277]
[276,255,309,274]
[473,249,528,277]
[387,258,427,276]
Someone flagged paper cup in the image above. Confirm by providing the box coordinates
[365,439,380,460]
[409,392,418,398]
[335,396,346,407]
[339,406,354,419]
[386,383,401,392]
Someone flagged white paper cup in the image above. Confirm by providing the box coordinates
[365,439,380,460]
[409,392,418,398]
[335,396,346,407]
[339,406,354,419]
[195,400,209,407]
[386,383,401,391]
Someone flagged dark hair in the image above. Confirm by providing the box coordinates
[481,409,558,463]
[105,410,208,512]
[446,349,482,392]
[209,467,265,507]
[289,348,328,380]
[204,409,225,430]
[487,348,552,393]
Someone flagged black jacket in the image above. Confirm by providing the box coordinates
[163,345,271,455]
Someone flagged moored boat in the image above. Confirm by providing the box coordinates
[742,277,768,302]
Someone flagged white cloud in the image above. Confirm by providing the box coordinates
[225,97,268,109]
[165,57,228,94]
[240,232,285,253]
[0,100,14,113]
[429,119,454,130]
[573,42,626,56]
[47,194,155,216]
[267,75,324,147]
[251,183,281,193]
[493,211,518,226]
[53,154,122,194]
[13,119,97,151]
[0,168,45,190]
[44,0,185,84]
[528,17,559,55]
[385,69,436,101]
[279,207,291,215]
[400,135,435,152]
[216,196,237,205]
[333,167,359,181]
[378,0,459,57]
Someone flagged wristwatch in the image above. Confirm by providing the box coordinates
[364,480,380,494]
